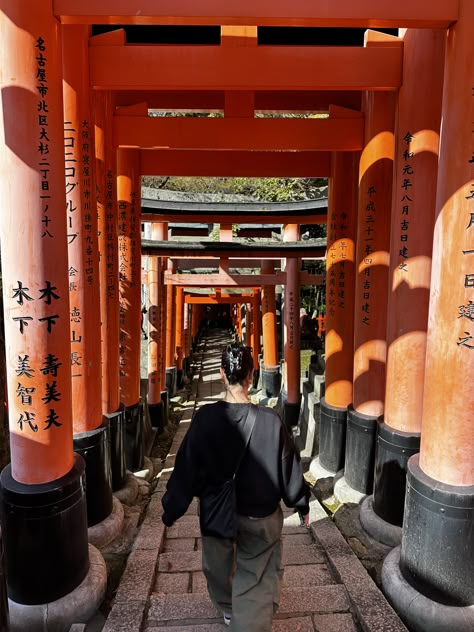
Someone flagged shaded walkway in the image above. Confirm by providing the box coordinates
[103,330,407,632]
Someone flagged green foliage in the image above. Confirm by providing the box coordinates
[142,175,328,202]
[232,177,326,202]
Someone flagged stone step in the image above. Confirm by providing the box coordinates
[153,563,335,596]
[156,543,326,574]
[146,585,351,628]
[146,612,358,631]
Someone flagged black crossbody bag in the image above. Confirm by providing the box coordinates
[199,403,258,540]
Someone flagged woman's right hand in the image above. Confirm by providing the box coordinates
[298,510,310,528]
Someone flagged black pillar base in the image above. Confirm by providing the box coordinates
[320,380,325,399]
[161,389,169,424]
[383,546,474,632]
[319,398,347,474]
[344,405,377,495]
[400,454,474,606]
[73,419,113,527]
[0,534,7,631]
[373,421,420,527]
[183,356,191,377]
[0,455,89,605]
[148,401,165,433]
[125,401,144,472]
[252,368,260,390]
[105,408,127,491]
[165,366,177,396]
[283,400,301,431]
[261,365,281,398]
[176,368,184,390]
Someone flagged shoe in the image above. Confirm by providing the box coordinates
[223,613,231,626]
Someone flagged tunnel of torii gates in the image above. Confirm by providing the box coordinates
[0,1,472,631]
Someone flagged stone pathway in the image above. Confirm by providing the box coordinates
[103,331,408,632]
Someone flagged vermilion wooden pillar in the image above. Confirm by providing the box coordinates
[318,151,358,475]
[251,291,261,388]
[95,90,127,491]
[0,2,92,613]
[383,8,474,628]
[63,24,113,528]
[261,261,281,397]
[96,92,120,414]
[249,298,255,350]
[146,223,166,431]
[361,30,445,541]
[152,222,169,419]
[182,297,191,376]
[191,303,199,347]
[175,286,185,389]
[117,148,144,471]
[147,255,160,402]
[236,304,243,342]
[244,302,251,346]
[283,224,301,428]
[165,258,177,396]
[341,90,395,498]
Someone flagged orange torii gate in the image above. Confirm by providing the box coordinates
[0,3,473,632]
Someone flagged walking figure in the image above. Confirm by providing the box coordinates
[162,343,309,631]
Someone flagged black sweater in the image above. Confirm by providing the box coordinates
[162,401,310,526]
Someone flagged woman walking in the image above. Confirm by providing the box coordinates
[162,343,310,631]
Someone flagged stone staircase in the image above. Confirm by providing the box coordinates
[102,331,408,632]
[143,501,359,632]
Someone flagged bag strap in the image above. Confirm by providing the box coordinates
[233,403,258,479]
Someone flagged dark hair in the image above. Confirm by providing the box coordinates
[221,344,253,386]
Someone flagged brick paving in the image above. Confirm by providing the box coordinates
[103,331,408,632]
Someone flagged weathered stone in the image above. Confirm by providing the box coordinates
[154,572,190,594]
[115,548,159,602]
[272,617,314,631]
[313,613,359,632]
[102,601,146,632]
[158,551,203,573]
[133,522,166,551]
[282,564,334,587]
[191,571,208,593]
[163,538,196,552]
[282,525,309,535]
[147,593,220,624]
[166,519,202,539]
[88,497,125,549]
[283,544,326,566]
[279,586,350,614]
[282,533,313,546]
[146,625,224,632]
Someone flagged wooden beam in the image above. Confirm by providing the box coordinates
[185,296,255,305]
[165,272,286,286]
[116,116,364,151]
[142,213,326,225]
[140,149,331,177]
[114,90,362,112]
[169,227,210,237]
[142,239,326,258]
[56,0,458,28]
[300,272,324,286]
[238,228,273,238]
[169,271,324,286]
[168,258,283,269]
[91,45,402,91]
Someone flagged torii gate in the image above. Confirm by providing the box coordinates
[0,3,472,632]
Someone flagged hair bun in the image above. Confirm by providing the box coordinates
[229,350,242,373]
[222,344,253,386]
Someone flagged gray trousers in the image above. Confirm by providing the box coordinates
[201,506,284,632]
